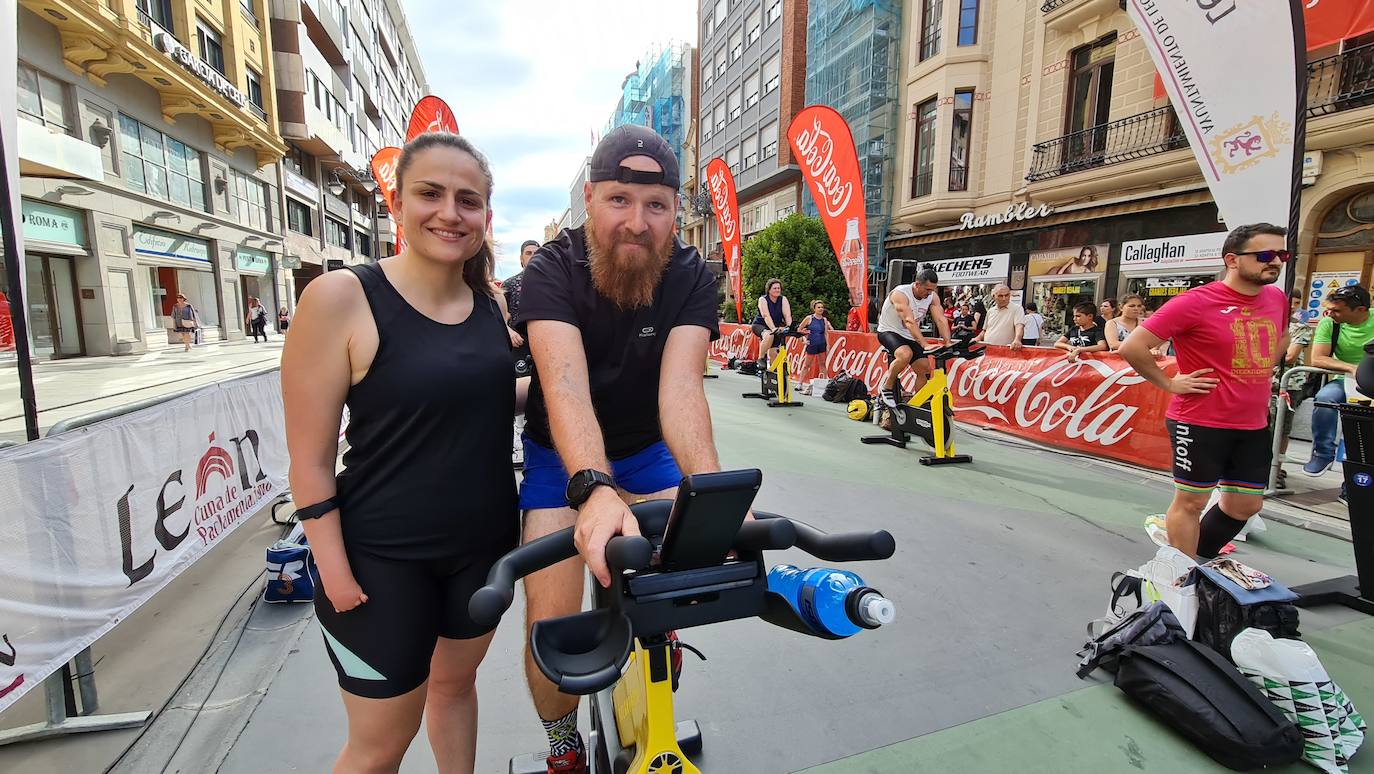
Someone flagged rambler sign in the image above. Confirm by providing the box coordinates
[155,31,248,109]
[1120,231,1227,270]
[959,202,1054,230]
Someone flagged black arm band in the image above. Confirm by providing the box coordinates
[295,498,339,520]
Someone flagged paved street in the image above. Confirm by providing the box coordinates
[149,371,1374,772]
[0,338,284,445]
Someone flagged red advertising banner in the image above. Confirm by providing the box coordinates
[406,95,459,142]
[705,158,744,323]
[0,291,14,352]
[787,105,870,331]
[370,146,404,254]
[1305,0,1374,50]
[709,324,1178,471]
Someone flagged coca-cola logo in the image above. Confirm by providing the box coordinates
[707,167,736,241]
[793,116,854,219]
[946,356,1144,446]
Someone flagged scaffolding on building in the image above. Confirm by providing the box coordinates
[802,0,901,274]
[604,41,692,176]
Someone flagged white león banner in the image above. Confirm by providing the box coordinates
[0,372,288,714]
[1126,0,1303,229]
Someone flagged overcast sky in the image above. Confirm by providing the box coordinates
[404,0,698,278]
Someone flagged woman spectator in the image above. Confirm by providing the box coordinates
[1105,294,1144,351]
[1013,301,1045,350]
[797,299,834,395]
[171,293,198,352]
[278,305,291,333]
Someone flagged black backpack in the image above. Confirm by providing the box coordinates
[1115,640,1303,770]
[1190,567,1300,662]
[843,378,870,403]
[1076,601,1184,679]
[824,373,854,402]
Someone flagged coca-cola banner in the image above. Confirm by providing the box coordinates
[710,324,1177,470]
[406,95,459,142]
[787,106,870,330]
[370,146,404,254]
[706,158,744,323]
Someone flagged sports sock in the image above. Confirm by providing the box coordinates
[1196,503,1247,558]
[542,708,582,758]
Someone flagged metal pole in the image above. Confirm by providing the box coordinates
[1266,365,1344,495]
[0,122,40,442]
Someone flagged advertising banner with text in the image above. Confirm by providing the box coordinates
[1126,0,1302,231]
[706,158,744,323]
[788,106,870,329]
[710,324,1176,471]
[406,95,459,141]
[0,372,288,714]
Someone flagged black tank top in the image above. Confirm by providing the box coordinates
[335,262,518,560]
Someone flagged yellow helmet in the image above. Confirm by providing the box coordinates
[846,399,869,421]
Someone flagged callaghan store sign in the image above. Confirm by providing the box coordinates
[155,31,248,109]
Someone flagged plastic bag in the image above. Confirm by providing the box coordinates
[1139,546,1199,638]
[1232,628,1365,774]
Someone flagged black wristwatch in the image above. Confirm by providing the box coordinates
[565,469,615,510]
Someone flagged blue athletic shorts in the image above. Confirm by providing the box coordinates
[518,436,683,510]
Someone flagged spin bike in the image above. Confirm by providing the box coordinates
[742,327,805,407]
[469,469,897,774]
[863,337,984,465]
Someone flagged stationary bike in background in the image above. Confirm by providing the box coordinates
[742,326,805,407]
[472,470,897,774]
[863,337,984,465]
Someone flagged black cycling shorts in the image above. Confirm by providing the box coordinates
[1166,419,1271,497]
[751,322,776,339]
[311,547,501,698]
[877,331,924,358]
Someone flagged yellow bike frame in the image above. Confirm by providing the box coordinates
[906,366,956,459]
[610,639,701,774]
[742,343,802,407]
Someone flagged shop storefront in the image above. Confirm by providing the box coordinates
[884,193,1224,341]
[3,200,90,358]
[132,226,221,340]
[235,246,273,321]
[1118,231,1227,313]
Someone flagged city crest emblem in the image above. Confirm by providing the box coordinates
[1208,112,1292,175]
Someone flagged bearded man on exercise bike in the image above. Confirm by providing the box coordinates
[876,265,951,407]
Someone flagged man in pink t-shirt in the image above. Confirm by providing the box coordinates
[1119,223,1291,557]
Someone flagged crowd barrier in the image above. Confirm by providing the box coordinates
[0,370,289,735]
[710,323,1179,471]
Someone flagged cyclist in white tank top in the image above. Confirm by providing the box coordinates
[875,266,950,406]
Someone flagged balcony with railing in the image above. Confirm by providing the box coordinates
[1026,106,1185,181]
[1308,42,1374,116]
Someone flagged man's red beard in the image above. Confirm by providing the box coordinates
[585,220,673,309]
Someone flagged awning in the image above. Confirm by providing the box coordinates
[885,189,1214,249]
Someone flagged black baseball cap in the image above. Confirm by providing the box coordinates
[520,240,540,252]
[589,125,679,191]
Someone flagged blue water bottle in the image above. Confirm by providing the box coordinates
[766,565,896,638]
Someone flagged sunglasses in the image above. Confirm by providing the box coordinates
[1233,249,1292,263]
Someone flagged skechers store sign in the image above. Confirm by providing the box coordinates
[1120,232,1227,271]
[923,253,1011,283]
[155,32,248,109]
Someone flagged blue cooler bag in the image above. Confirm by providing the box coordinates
[265,539,315,603]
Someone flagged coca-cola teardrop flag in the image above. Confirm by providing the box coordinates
[788,106,870,331]
[706,158,744,323]
[406,95,459,142]
[370,146,404,254]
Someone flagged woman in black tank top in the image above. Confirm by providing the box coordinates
[282,133,516,773]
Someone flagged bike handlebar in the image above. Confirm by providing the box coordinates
[468,505,894,628]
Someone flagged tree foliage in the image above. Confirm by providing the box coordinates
[720,214,852,327]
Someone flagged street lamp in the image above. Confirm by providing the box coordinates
[327,171,345,197]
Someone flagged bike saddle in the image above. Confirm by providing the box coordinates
[530,608,635,695]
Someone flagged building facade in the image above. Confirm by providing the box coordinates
[269,0,428,301]
[802,0,901,279]
[696,0,808,264]
[567,157,590,230]
[605,42,694,177]
[15,0,288,357]
[885,0,1374,341]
